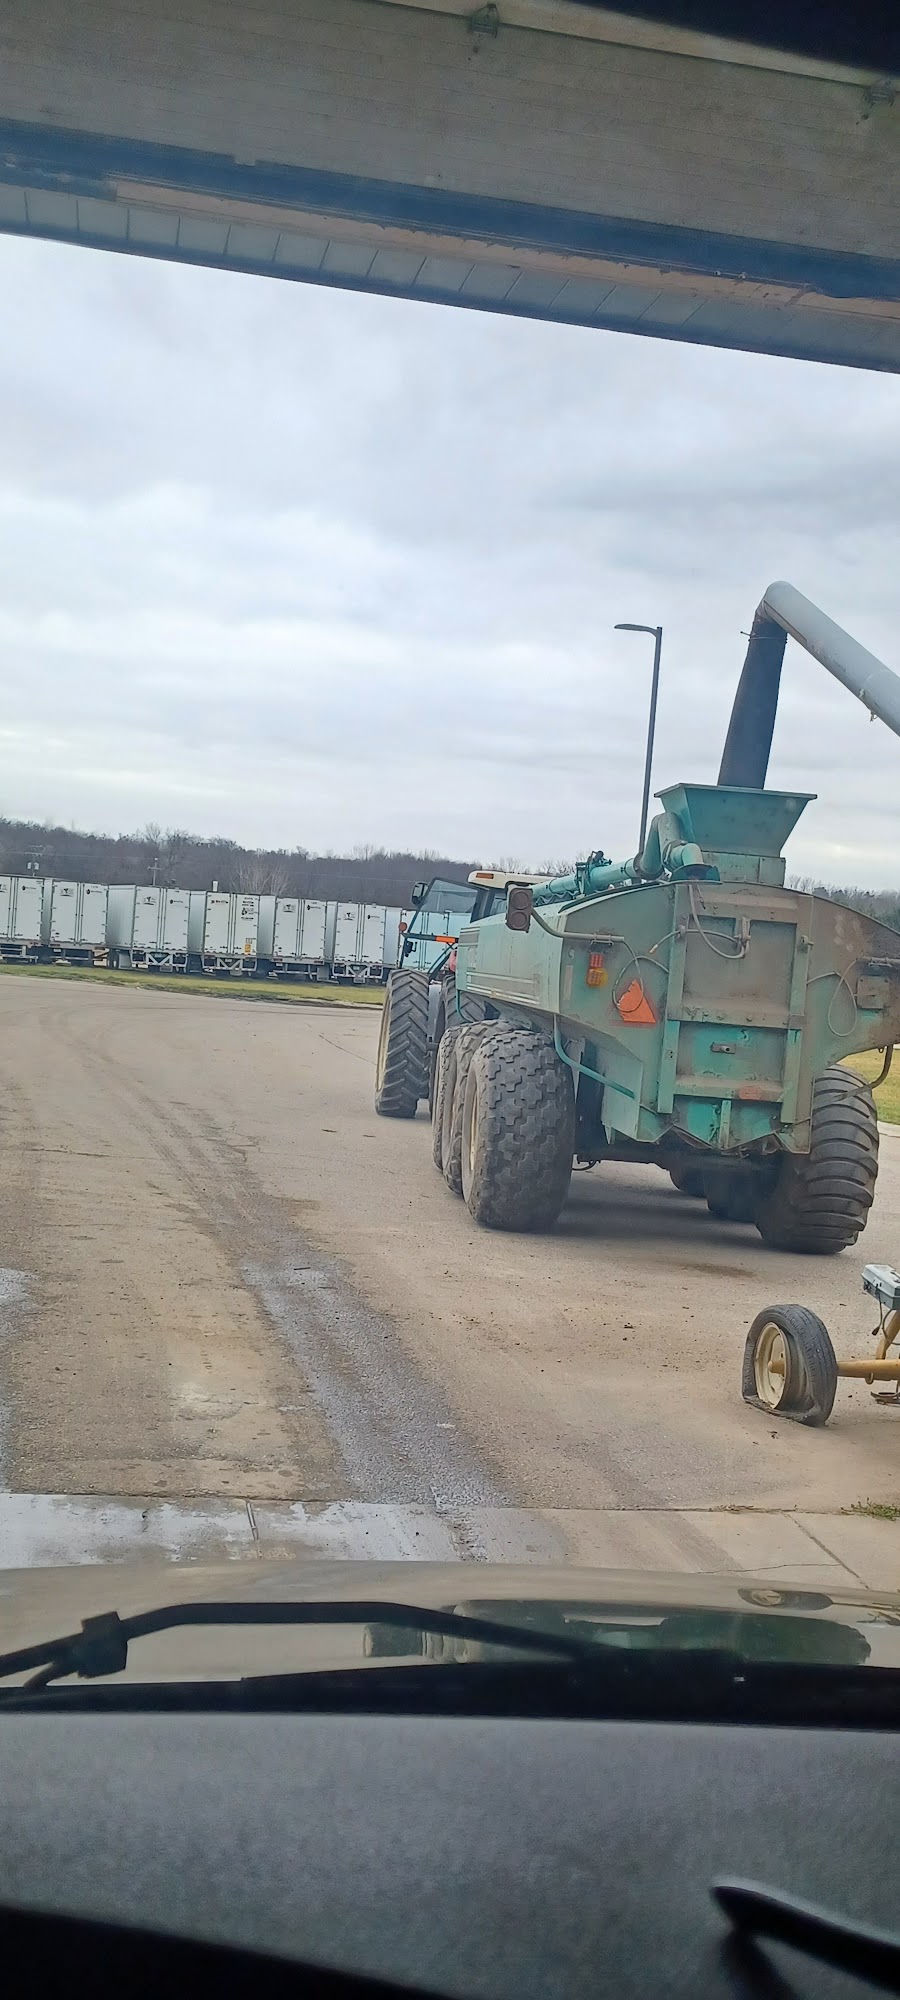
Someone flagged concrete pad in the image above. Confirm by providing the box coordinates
[252,1501,461,1562]
[0,1493,255,1568]
[0,1493,892,1592]
[795,1513,900,1592]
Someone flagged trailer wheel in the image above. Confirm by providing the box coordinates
[460,1026,575,1230]
[442,1022,492,1196]
[431,1028,458,1172]
[755,1067,878,1254]
[705,1170,757,1223]
[742,1305,838,1424]
[669,1163,705,1198]
[374,970,430,1118]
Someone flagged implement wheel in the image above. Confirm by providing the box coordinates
[460,1025,574,1231]
[669,1163,705,1198]
[431,1029,458,1172]
[442,1021,492,1196]
[374,970,429,1118]
[742,1305,838,1425]
[755,1066,878,1254]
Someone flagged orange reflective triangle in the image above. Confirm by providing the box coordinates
[615,978,657,1025]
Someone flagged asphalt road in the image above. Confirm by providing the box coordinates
[0,977,898,1540]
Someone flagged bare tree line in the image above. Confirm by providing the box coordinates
[0,817,480,908]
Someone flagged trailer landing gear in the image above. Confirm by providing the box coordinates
[742,1265,900,1426]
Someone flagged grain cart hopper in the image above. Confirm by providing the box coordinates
[430,584,900,1248]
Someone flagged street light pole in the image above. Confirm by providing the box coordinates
[614,621,663,854]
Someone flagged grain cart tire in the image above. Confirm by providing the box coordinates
[705,1170,757,1223]
[431,1028,459,1172]
[442,1021,493,1196]
[374,970,430,1118]
[669,1163,705,1198]
[742,1305,838,1424]
[460,1026,575,1231]
[755,1067,878,1254]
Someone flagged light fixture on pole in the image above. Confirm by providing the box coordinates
[614,622,663,853]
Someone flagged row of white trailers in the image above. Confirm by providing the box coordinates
[0,878,424,980]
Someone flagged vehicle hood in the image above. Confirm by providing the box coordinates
[1,1557,898,1681]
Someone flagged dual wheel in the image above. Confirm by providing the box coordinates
[668,1066,878,1255]
[432,1022,574,1231]
[742,1305,839,1426]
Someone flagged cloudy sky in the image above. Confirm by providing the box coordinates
[1,232,899,884]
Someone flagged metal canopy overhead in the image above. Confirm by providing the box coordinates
[0,0,898,369]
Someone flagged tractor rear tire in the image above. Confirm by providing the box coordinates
[460,1026,575,1231]
[431,1028,458,1172]
[442,1021,492,1196]
[669,1163,705,1198]
[754,1066,878,1254]
[374,970,430,1118]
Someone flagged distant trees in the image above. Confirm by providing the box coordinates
[788,877,900,933]
[0,818,478,907]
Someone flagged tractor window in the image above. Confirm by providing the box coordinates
[404,879,478,938]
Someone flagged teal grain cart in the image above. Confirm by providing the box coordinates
[396,585,900,1252]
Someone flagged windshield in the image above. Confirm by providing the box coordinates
[0,11,898,1711]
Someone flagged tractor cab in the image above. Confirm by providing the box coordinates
[399,870,550,975]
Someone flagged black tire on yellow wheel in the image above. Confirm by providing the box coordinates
[742,1304,838,1425]
[374,969,430,1118]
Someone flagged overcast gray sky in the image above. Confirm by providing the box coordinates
[1,232,899,884]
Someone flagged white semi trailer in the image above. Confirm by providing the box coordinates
[326,902,389,981]
[0,876,48,961]
[48,881,108,963]
[200,892,260,974]
[107,886,191,970]
[261,897,328,977]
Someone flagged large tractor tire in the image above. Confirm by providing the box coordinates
[442,1020,492,1196]
[669,1162,705,1198]
[374,970,429,1118]
[431,1028,458,1172]
[705,1169,758,1224]
[754,1066,878,1254]
[460,1025,575,1231]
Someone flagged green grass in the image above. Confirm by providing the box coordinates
[0,960,384,1007]
[842,1047,900,1123]
[847,1500,900,1522]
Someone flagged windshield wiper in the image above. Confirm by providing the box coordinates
[715,1879,900,1994]
[0,1598,595,1692]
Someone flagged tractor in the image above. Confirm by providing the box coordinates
[374,869,548,1119]
[379,583,900,1252]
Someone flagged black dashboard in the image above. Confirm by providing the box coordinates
[0,1713,894,1998]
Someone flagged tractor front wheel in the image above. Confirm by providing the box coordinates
[754,1066,878,1254]
[460,1026,574,1230]
[374,970,430,1118]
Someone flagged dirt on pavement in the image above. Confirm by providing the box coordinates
[0,976,897,1523]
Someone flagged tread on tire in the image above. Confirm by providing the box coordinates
[374,970,430,1119]
[460,1025,575,1231]
[755,1066,878,1254]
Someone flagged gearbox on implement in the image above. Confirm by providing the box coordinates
[376,584,900,1253]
